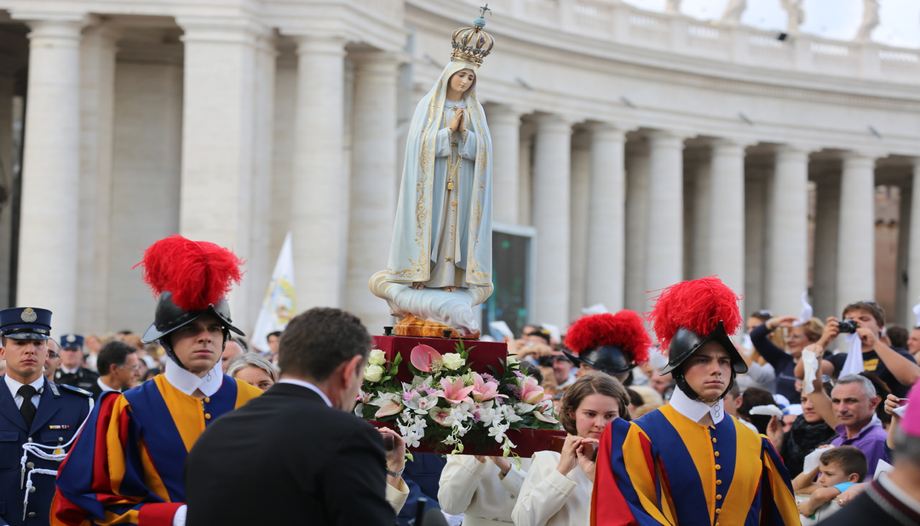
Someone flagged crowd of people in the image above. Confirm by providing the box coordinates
[2,236,920,526]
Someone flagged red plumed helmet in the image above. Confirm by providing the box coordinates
[565,311,651,364]
[647,276,742,353]
[135,235,243,312]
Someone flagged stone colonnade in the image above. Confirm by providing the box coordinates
[7,10,917,337]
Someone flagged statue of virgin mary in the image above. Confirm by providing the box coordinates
[386,13,494,293]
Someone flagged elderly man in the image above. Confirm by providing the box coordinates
[220,337,246,373]
[52,236,261,526]
[820,380,920,525]
[185,307,409,525]
[826,374,889,474]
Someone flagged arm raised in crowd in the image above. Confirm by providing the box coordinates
[801,344,838,429]
[794,318,840,380]
[859,326,920,387]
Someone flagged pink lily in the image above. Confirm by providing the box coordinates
[410,344,443,373]
[471,373,507,402]
[435,377,475,404]
[372,394,403,418]
[519,377,547,404]
[533,410,559,424]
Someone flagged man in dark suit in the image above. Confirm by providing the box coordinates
[185,307,408,525]
[54,334,98,391]
[0,307,92,526]
[87,340,139,400]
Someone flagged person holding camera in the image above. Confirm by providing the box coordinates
[795,301,919,398]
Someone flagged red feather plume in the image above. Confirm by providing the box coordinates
[564,311,652,365]
[134,235,243,311]
[646,276,742,352]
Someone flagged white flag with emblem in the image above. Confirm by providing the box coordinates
[251,232,296,352]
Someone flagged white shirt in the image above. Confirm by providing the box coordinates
[60,365,80,375]
[439,454,530,525]
[668,385,725,424]
[4,374,43,410]
[164,359,223,397]
[278,378,333,407]
[97,376,119,393]
[513,451,592,526]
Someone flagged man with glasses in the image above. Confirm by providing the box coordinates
[43,338,62,383]
[89,340,140,400]
[54,334,98,392]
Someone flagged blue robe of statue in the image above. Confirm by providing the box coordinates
[386,60,493,288]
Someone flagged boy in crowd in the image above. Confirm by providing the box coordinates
[793,446,867,520]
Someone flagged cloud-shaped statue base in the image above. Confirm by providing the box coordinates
[369,271,493,338]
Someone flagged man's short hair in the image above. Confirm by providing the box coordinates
[97,340,136,376]
[893,426,920,467]
[842,301,885,328]
[835,374,877,399]
[267,331,282,339]
[886,325,908,350]
[278,307,371,381]
[820,446,867,482]
[230,336,249,353]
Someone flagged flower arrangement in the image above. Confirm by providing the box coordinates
[357,342,560,457]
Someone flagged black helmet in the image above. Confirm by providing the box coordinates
[659,321,747,377]
[563,345,633,376]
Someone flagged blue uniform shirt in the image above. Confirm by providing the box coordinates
[0,376,92,526]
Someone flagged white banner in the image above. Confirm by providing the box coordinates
[250,232,296,352]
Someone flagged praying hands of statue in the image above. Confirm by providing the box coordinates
[449,108,466,133]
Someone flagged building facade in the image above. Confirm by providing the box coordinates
[0,0,917,339]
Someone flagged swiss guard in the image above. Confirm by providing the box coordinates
[563,310,651,385]
[590,276,799,525]
[0,307,92,526]
[52,236,262,526]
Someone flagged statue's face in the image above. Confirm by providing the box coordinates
[449,69,475,94]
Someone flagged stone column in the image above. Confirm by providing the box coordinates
[16,17,87,333]
[487,104,523,225]
[813,176,841,319]
[645,130,686,292]
[836,152,877,314]
[532,114,573,326]
[744,165,770,313]
[908,159,920,324]
[245,30,278,332]
[586,123,626,312]
[569,132,590,319]
[77,23,120,334]
[624,140,649,312]
[178,20,258,328]
[346,51,400,332]
[765,146,809,316]
[896,182,910,325]
[708,139,747,312]
[292,35,348,309]
[518,122,535,226]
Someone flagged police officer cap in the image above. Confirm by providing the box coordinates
[60,334,85,350]
[0,307,52,340]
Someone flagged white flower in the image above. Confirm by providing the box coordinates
[449,406,470,425]
[506,356,519,366]
[441,353,465,370]
[368,349,387,365]
[405,392,441,414]
[488,422,510,443]
[364,364,385,383]
[514,402,537,413]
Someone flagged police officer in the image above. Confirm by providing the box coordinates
[0,308,92,526]
[54,334,98,391]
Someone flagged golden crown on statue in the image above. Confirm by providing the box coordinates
[450,4,495,68]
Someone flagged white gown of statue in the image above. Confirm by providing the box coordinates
[386,61,493,289]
